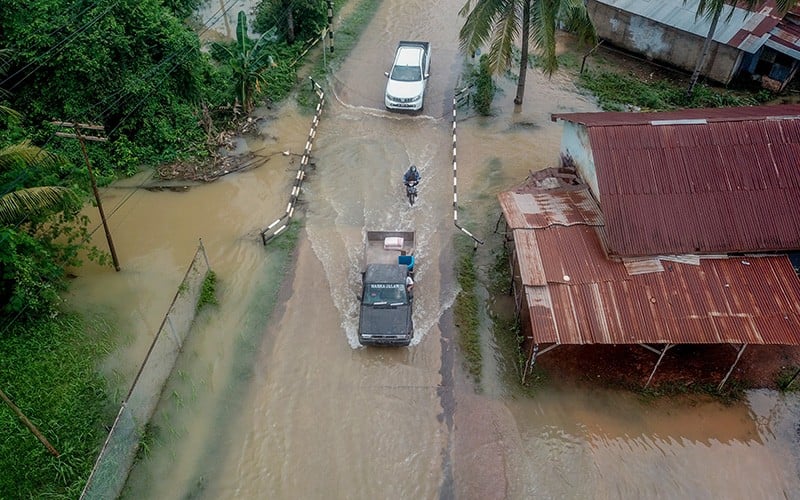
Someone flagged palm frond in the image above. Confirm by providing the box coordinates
[0,186,79,225]
[459,0,509,54]
[559,0,597,46]
[0,103,20,121]
[690,0,763,22]
[774,0,797,13]
[0,140,62,172]
[530,0,559,76]
[487,0,521,73]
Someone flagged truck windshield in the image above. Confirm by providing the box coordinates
[391,65,422,82]
[363,283,407,305]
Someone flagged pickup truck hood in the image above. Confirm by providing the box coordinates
[386,80,425,99]
[359,304,412,335]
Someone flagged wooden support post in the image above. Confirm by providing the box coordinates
[718,344,748,391]
[580,40,603,74]
[645,343,672,388]
[0,387,60,457]
[327,0,334,53]
[521,341,538,385]
[52,121,121,271]
[783,365,800,390]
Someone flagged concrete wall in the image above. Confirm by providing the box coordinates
[586,0,742,84]
[559,122,600,202]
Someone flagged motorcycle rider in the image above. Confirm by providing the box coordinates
[403,165,420,188]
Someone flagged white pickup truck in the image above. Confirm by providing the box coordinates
[384,41,431,111]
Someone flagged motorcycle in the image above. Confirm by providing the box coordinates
[405,181,418,206]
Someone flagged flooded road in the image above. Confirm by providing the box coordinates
[66,0,800,498]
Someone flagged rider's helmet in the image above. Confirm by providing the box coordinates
[410,165,418,174]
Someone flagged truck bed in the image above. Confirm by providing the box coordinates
[365,230,415,265]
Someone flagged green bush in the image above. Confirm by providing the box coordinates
[197,270,218,310]
[473,54,495,115]
[0,227,65,318]
[254,0,328,45]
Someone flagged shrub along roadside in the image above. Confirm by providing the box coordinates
[472,54,496,115]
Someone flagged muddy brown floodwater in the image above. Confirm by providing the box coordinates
[64,0,800,498]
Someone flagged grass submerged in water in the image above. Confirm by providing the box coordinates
[454,237,482,382]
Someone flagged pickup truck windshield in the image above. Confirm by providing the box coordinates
[363,283,408,305]
[391,65,422,82]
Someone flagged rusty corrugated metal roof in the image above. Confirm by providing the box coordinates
[501,183,800,345]
[765,9,800,58]
[498,189,604,230]
[552,105,800,256]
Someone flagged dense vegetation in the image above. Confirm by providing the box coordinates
[255,0,329,45]
[0,1,330,497]
[0,0,330,322]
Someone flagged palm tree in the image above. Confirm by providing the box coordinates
[459,0,595,105]
[686,0,797,98]
[0,142,77,225]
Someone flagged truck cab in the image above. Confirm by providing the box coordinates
[358,231,415,346]
[384,41,431,111]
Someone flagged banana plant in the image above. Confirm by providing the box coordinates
[214,12,277,113]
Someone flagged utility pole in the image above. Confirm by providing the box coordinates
[52,121,121,272]
[327,0,334,53]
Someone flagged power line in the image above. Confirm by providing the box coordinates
[0,0,245,332]
[0,0,124,92]
[1,0,333,335]
[89,0,242,122]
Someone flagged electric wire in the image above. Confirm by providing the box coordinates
[89,0,242,123]
[0,0,262,332]
[0,0,125,92]
[1,0,311,334]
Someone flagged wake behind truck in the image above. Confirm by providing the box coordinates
[358,230,415,346]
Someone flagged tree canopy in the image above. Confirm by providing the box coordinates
[0,0,222,169]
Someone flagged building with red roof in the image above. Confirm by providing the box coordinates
[499,106,800,387]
